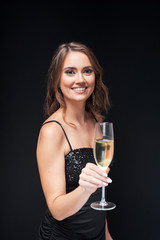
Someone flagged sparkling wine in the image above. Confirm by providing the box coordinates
[94,139,114,170]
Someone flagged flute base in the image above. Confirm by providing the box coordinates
[91,201,116,211]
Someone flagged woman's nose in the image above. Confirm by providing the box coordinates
[75,72,86,83]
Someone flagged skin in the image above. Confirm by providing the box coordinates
[36,51,113,239]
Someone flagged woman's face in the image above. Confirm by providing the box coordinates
[60,51,95,104]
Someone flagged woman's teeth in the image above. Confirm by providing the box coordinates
[74,88,86,91]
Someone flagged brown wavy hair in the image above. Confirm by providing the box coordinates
[45,42,111,122]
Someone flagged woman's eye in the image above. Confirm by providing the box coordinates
[65,70,75,75]
[84,69,93,75]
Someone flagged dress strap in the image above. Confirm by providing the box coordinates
[42,120,72,151]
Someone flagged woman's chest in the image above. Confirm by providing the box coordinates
[65,126,95,149]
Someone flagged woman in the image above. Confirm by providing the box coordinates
[36,42,113,240]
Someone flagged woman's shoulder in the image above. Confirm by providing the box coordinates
[40,110,64,141]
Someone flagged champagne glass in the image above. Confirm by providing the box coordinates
[91,122,116,211]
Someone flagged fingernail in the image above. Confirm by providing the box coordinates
[107,178,112,183]
[103,182,108,186]
[102,173,108,177]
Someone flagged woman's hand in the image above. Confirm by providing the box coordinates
[79,163,112,194]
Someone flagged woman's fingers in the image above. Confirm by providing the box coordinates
[85,162,105,175]
[80,172,108,187]
[85,163,112,183]
[81,167,109,184]
[79,163,112,193]
[79,179,98,190]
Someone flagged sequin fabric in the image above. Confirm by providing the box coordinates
[65,148,94,190]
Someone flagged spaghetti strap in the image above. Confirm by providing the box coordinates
[42,120,72,151]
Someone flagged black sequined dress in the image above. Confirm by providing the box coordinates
[38,121,107,240]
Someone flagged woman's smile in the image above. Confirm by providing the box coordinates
[71,87,88,94]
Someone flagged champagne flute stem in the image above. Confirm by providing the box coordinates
[100,186,107,206]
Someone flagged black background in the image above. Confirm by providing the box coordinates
[1,1,160,239]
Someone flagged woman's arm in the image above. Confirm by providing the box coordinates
[37,123,111,221]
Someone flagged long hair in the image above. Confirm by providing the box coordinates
[45,42,110,122]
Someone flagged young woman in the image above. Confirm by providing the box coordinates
[37,42,113,240]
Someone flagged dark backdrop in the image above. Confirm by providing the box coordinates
[1,2,160,240]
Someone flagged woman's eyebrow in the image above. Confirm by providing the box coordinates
[64,67,76,70]
[83,66,93,70]
[64,66,93,70]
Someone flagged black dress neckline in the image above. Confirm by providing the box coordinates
[65,147,93,157]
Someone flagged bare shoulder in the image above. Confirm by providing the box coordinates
[39,109,63,142]
[37,111,65,161]
[38,120,64,149]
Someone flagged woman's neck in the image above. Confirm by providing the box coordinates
[62,101,88,126]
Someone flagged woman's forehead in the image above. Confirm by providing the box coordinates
[62,51,92,68]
